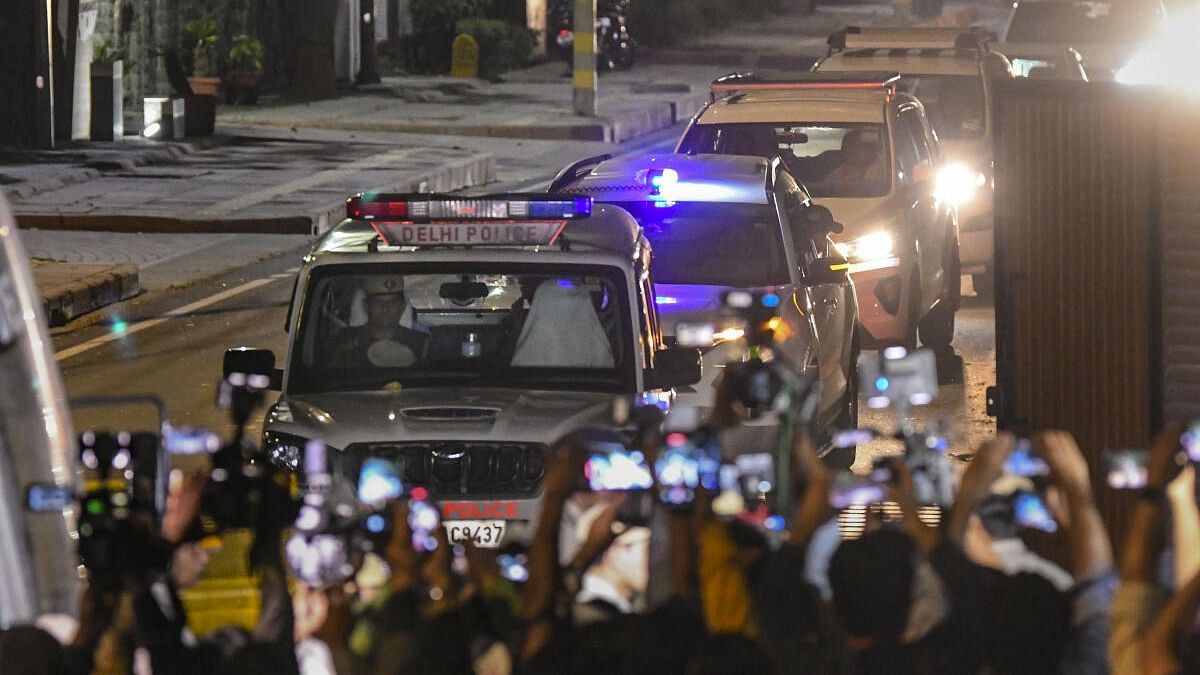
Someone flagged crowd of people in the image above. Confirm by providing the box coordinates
[2,406,1199,674]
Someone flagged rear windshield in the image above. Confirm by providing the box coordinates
[1007,1,1160,45]
[604,201,790,287]
[678,122,891,198]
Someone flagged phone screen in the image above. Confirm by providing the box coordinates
[734,453,775,503]
[26,484,73,512]
[1012,491,1057,532]
[829,474,888,509]
[358,457,404,505]
[498,553,529,583]
[655,432,719,506]
[409,497,441,552]
[584,442,653,492]
[162,426,220,455]
[1181,421,1200,462]
[1105,449,1149,489]
[1005,440,1050,478]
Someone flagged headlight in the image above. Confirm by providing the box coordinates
[835,231,894,262]
[934,163,986,207]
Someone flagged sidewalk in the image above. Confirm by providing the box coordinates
[217,66,709,144]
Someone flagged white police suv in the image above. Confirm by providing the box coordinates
[224,194,700,546]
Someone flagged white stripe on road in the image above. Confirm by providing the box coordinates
[55,276,281,362]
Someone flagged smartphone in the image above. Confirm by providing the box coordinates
[828,465,892,509]
[358,457,404,505]
[1105,449,1149,489]
[734,452,775,502]
[584,442,653,492]
[26,483,74,512]
[1181,421,1200,462]
[409,497,441,553]
[712,463,746,517]
[654,432,719,507]
[1012,491,1057,532]
[860,347,938,409]
[162,426,221,455]
[498,553,529,583]
[1005,440,1050,478]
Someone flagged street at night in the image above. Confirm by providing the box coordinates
[0,0,1197,673]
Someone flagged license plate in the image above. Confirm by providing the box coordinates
[443,520,506,548]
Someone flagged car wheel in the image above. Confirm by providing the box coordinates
[822,330,860,470]
[919,237,960,351]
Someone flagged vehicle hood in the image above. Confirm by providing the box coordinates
[813,197,903,242]
[268,387,614,449]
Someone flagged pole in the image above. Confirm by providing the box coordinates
[357,0,381,84]
[35,0,56,147]
[572,0,595,117]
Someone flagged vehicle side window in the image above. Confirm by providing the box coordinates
[902,109,933,165]
[774,175,822,263]
[893,111,922,184]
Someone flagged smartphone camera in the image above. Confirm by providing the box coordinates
[654,432,719,508]
[26,484,74,512]
[409,491,441,553]
[1181,421,1200,463]
[1012,491,1057,532]
[859,347,938,410]
[1105,449,1149,489]
[584,441,653,492]
[358,457,404,506]
[1005,440,1050,478]
[498,553,529,583]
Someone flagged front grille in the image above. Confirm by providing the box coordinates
[344,441,546,497]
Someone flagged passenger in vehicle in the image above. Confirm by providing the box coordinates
[824,130,886,192]
[510,280,615,368]
[330,276,430,368]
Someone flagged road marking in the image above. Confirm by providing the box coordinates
[55,277,281,362]
[194,148,421,218]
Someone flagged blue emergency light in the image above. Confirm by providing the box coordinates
[347,193,593,222]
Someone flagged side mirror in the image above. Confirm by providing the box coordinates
[911,163,935,183]
[223,347,282,390]
[803,256,850,286]
[645,346,702,390]
[797,204,843,234]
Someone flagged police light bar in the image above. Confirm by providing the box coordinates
[827,26,994,52]
[709,71,901,101]
[346,193,593,222]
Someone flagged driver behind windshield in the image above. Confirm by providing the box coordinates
[330,275,430,369]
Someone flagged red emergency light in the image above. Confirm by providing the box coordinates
[345,193,593,222]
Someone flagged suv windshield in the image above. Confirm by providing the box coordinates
[1007,1,1160,45]
[289,264,635,394]
[896,75,985,140]
[604,201,790,286]
[678,123,891,198]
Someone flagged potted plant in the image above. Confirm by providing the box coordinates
[91,40,126,140]
[185,18,220,96]
[183,18,219,136]
[225,34,264,105]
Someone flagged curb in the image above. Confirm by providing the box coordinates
[2,135,234,201]
[15,152,497,236]
[37,263,140,328]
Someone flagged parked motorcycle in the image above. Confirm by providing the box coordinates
[553,0,637,72]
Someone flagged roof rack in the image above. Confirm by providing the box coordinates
[708,71,901,102]
[826,26,995,55]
